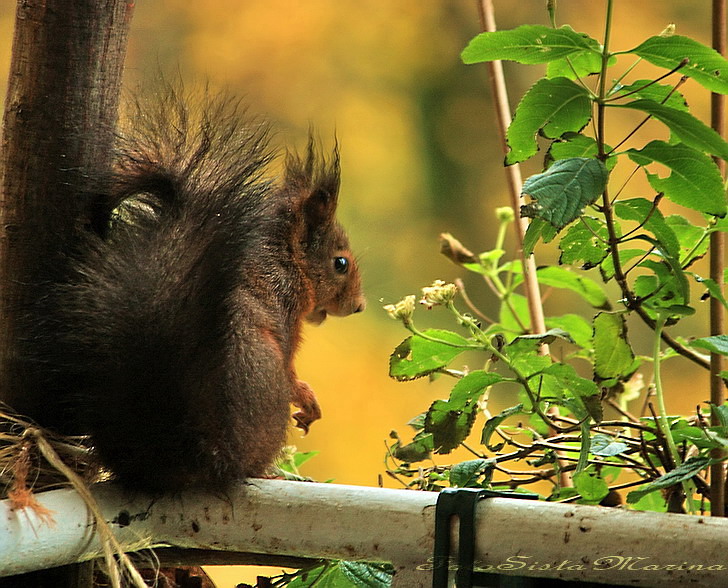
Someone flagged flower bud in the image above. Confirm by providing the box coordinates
[420,280,457,309]
[383,295,416,323]
[495,206,515,223]
[440,233,478,265]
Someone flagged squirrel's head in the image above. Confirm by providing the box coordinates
[285,138,366,325]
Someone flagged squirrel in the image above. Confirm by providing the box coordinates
[16,89,365,493]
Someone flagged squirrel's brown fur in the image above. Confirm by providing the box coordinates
[18,89,365,492]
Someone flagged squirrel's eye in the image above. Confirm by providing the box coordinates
[333,256,349,274]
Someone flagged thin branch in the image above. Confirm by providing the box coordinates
[710,0,727,517]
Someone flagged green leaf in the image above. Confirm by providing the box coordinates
[462,24,601,65]
[545,314,594,350]
[692,275,728,310]
[449,371,505,408]
[691,335,728,356]
[612,80,689,111]
[629,491,668,512]
[506,78,592,164]
[392,433,433,464]
[499,292,531,334]
[511,327,576,346]
[389,330,473,381]
[600,248,644,281]
[670,425,714,449]
[523,217,558,255]
[449,458,495,487]
[713,403,728,428]
[628,35,728,94]
[425,399,477,453]
[613,100,728,161]
[614,197,681,259]
[541,363,599,398]
[558,217,610,268]
[287,561,391,588]
[536,266,609,308]
[573,471,610,503]
[481,403,524,450]
[548,133,617,170]
[591,433,629,456]
[521,158,608,229]
[626,141,727,216]
[666,215,710,263]
[547,49,616,80]
[593,312,635,380]
[626,456,713,504]
[634,258,690,312]
[340,561,395,588]
[506,338,553,377]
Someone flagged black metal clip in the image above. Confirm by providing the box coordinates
[432,488,539,588]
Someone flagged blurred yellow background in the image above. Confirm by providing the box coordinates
[0,1,723,586]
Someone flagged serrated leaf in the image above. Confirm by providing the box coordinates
[481,403,524,450]
[340,561,394,588]
[613,100,728,161]
[626,141,727,216]
[425,399,477,453]
[521,158,608,229]
[614,197,681,259]
[690,335,728,356]
[593,312,635,380]
[559,217,610,268]
[462,24,601,65]
[628,35,728,94]
[523,217,558,255]
[449,370,505,408]
[591,433,629,456]
[573,471,610,503]
[626,456,713,504]
[535,266,609,308]
[393,433,433,463]
[389,330,473,381]
[506,78,592,164]
[545,314,594,349]
[450,458,496,487]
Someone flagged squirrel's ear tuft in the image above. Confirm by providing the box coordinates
[286,133,340,227]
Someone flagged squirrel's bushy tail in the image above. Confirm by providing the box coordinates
[22,89,294,491]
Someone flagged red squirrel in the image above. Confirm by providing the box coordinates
[18,90,365,492]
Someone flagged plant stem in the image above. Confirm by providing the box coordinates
[710,0,727,518]
[653,316,698,514]
[476,0,548,341]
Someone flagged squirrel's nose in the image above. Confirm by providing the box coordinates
[354,298,366,314]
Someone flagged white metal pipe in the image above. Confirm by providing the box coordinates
[1,479,728,587]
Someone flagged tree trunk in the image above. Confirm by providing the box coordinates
[0,1,134,586]
[0,0,134,419]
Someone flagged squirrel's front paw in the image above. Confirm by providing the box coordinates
[292,380,322,434]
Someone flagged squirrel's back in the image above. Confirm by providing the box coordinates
[20,89,364,492]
